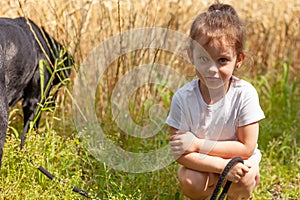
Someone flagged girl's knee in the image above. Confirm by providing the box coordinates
[228,166,260,199]
[177,166,216,199]
[239,176,256,190]
[240,166,260,190]
[178,166,207,191]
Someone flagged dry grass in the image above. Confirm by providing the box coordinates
[1,0,298,134]
[1,0,298,73]
[2,0,299,140]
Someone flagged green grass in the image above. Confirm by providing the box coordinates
[1,129,299,199]
[251,61,300,199]
[0,127,179,199]
[1,60,299,199]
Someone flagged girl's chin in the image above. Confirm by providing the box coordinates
[201,78,231,91]
[204,82,226,90]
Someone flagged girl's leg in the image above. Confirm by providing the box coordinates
[178,165,218,200]
[227,163,260,200]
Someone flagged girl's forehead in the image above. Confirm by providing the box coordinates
[198,36,234,49]
[196,37,236,54]
[193,37,236,56]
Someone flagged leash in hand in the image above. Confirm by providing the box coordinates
[210,157,244,200]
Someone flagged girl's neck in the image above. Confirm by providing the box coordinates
[199,78,232,105]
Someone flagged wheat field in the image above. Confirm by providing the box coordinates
[1,0,299,74]
[2,0,298,119]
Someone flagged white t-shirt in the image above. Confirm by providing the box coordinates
[166,76,265,163]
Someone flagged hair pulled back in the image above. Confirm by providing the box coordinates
[189,2,245,55]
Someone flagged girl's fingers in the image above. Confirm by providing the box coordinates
[235,175,242,183]
[170,134,180,141]
[169,141,177,148]
[175,130,187,134]
[241,164,250,173]
[243,160,253,168]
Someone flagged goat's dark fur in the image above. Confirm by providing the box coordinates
[0,17,72,167]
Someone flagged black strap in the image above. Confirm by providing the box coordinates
[72,187,90,198]
[38,165,90,198]
[38,166,55,180]
[210,157,244,200]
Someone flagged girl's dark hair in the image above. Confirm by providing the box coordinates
[189,2,245,55]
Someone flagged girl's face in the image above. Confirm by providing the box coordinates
[189,39,244,90]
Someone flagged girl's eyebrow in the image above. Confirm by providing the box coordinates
[219,53,232,57]
[216,48,234,57]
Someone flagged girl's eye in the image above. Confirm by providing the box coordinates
[197,56,210,63]
[218,58,229,64]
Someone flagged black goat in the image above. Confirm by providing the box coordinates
[0,17,73,167]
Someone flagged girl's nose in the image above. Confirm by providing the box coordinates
[207,64,218,74]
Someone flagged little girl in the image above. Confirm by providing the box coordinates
[166,2,265,200]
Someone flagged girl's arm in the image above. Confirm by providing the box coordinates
[201,122,259,159]
[170,122,259,160]
[170,125,227,173]
[176,152,228,174]
[169,126,251,179]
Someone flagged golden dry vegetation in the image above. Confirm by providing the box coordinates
[0,0,298,73]
[1,0,299,136]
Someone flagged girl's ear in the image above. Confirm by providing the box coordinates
[236,53,245,69]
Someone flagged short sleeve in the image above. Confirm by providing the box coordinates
[238,84,265,127]
[165,93,189,130]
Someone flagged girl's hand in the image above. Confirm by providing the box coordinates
[169,131,200,159]
[226,161,251,183]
